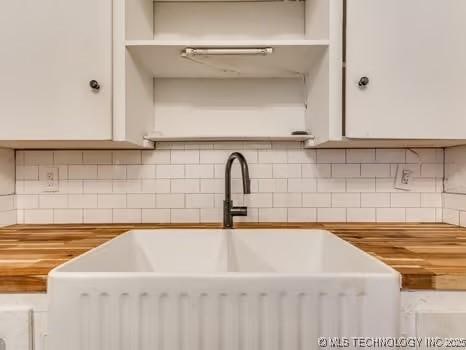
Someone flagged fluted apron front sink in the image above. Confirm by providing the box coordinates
[48,229,400,350]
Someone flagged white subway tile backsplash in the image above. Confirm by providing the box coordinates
[171,179,200,193]
[287,208,316,222]
[200,179,223,194]
[273,193,302,208]
[127,165,156,179]
[84,209,112,223]
[113,209,141,223]
[258,150,286,164]
[302,164,331,178]
[98,194,126,209]
[24,209,53,224]
[302,193,331,208]
[171,150,199,164]
[332,193,360,208]
[142,209,170,223]
[39,194,67,209]
[346,178,376,193]
[443,208,460,225]
[347,208,376,222]
[127,194,155,208]
[249,164,273,179]
[113,180,141,193]
[258,179,287,193]
[287,178,317,193]
[16,181,42,194]
[68,194,97,209]
[17,166,39,180]
[407,149,444,163]
[361,164,390,177]
[406,208,437,222]
[361,193,390,208]
[258,208,287,222]
[54,151,83,165]
[375,178,399,193]
[59,180,83,194]
[0,195,15,211]
[375,149,405,163]
[421,193,442,208]
[171,209,200,223]
[390,193,421,208]
[156,165,185,179]
[460,211,466,227]
[411,178,437,193]
[244,193,273,208]
[186,194,214,209]
[332,164,361,178]
[83,180,113,193]
[200,150,230,164]
[186,165,214,179]
[376,208,406,222]
[287,149,316,163]
[346,149,375,163]
[317,208,346,222]
[16,195,39,209]
[200,208,222,223]
[24,151,53,165]
[14,145,444,224]
[113,151,141,165]
[237,207,259,223]
[141,179,170,193]
[316,149,345,163]
[273,164,301,178]
[155,194,185,209]
[142,150,170,164]
[97,165,126,180]
[317,179,346,193]
[68,165,98,180]
[53,209,83,224]
[0,210,16,226]
[420,164,444,178]
[83,151,112,165]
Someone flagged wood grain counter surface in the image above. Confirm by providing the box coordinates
[1,223,466,293]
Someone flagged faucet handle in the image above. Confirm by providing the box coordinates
[231,206,248,217]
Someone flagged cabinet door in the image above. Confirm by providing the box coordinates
[0,0,112,140]
[345,0,466,139]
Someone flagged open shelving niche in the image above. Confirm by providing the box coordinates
[113,0,342,145]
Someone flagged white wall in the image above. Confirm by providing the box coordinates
[0,149,16,226]
[15,142,444,224]
[444,145,466,226]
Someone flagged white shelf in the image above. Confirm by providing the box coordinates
[145,134,314,142]
[126,40,329,78]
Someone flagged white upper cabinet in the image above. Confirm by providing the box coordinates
[0,0,112,141]
[345,0,466,140]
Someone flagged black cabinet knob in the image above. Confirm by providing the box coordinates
[89,80,100,90]
[358,76,370,88]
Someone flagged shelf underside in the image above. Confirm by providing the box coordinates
[127,40,328,78]
[145,134,313,141]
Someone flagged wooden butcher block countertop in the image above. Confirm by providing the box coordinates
[1,223,466,293]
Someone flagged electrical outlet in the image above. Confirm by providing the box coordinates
[394,165,413,191]
[44,167,59,192]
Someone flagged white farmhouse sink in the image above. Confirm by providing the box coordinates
[48,229,400,350]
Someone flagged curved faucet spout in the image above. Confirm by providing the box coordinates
[224,152,251,229]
